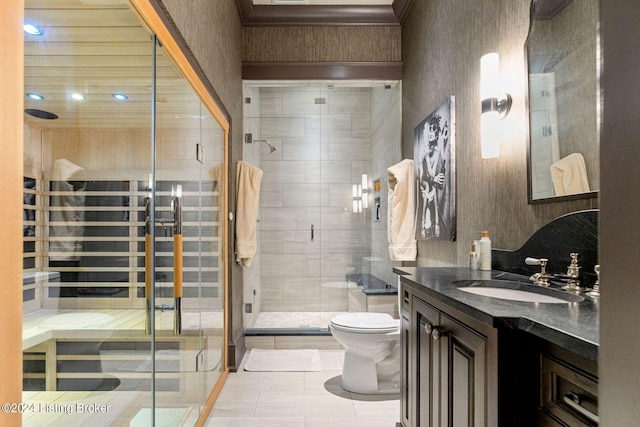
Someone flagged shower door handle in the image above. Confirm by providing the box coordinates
[311,224,314,241]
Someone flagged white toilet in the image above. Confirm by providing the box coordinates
[329,312,400,395]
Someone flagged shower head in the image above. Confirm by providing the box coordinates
[257,139,278,153]
[244,133,279,153]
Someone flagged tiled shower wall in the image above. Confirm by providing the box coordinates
[254,86,373,314]
[242,83,401,323]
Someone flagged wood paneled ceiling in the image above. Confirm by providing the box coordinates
[237,0,413,25]
[23,0,202,131]
[23,0,411,131]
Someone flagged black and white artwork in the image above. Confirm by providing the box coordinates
[414,96,456,241]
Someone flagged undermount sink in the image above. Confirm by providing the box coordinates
[453,280,584,304]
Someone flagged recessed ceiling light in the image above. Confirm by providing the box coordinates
[71,93,85,101]
[23,23,44,36]
[112,93,128,101]
[27,93,44,100]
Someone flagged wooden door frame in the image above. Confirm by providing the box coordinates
[0,1,25,425]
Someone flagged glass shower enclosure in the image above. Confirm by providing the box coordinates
[21,1,227,425]
[243,81,401,333]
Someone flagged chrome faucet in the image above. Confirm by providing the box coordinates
[587,265,600,297]
[555,253,584,291]
[526,253,585,291]
[525,257,551,286]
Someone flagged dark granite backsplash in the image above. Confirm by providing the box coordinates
[492,209,599,288]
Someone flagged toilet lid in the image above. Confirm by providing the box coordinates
[330,313,398,333]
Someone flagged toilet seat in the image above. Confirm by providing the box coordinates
[330,312,398,334]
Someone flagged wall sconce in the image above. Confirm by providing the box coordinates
[352,184,362,213]
[352,174,369,213]
[361,174,369,209]
[480,52,512,159]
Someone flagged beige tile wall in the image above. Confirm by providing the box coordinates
[257,86,373,313]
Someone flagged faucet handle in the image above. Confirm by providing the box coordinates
[525,257,547,266]
[526,257,550,286]
[566,253,581,277]
[588,265,601,297]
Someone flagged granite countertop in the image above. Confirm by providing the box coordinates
[394,266,599,361]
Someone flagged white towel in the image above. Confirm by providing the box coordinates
[387,159,417,261]
[235,161,263,267]
[49,159,86,261]
[550,153,590,196]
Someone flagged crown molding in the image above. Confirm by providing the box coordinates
[242,61,402,80]
[236,0,414,26]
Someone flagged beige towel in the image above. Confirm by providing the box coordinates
[387,159,417,261]
[235,161,263,267]
[550,153,590,196]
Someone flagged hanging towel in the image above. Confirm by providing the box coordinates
[49,159,86,261]
[387,159,417,261]
[550,153,590,196]
[235,161,263,267]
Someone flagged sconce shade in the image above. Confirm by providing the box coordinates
[480,52,511,159]
[481,110,500,159]
[481,53,499,100]
[361,174,369,209]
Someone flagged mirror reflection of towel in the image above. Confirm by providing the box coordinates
[235,161,263,267]
[550,153,590,196]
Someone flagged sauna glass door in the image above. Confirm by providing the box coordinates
[22,0,226,425]
[153,43,226,421]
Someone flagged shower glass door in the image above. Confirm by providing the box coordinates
[22,0,226,425]
[243,82,373,332]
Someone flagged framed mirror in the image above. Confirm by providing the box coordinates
[526,0,600,203]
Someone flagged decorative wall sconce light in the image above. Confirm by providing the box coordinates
[480,52,512,159]
[352,184,362,213]
[361,174,369,209]
[352,174,369,213]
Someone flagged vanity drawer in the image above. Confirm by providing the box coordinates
[539,354,599,426]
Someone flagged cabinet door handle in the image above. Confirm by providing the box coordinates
[311,224,314,241]
[432,327,447,341]
[563,392,599,424]
[424,323,433,334]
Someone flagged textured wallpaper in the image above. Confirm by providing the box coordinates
[401,0,598,267]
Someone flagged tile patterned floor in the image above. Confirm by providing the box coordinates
[205,349,400,426]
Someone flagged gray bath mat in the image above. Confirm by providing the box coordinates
[244,348,321,372]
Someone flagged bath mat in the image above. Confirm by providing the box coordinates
[244,348,321,372]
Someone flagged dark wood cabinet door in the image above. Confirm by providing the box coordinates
[412,297,440,427]
[439,312,488,427]
[401,313,411,427]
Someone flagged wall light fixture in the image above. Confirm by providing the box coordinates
[352,174,369,213]
[480,52,512,159]
[361,174,369,209]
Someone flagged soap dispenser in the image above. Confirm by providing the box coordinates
[478,231,492,271]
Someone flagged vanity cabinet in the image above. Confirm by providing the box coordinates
[398,271,599,427]
[400,286,499,427]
